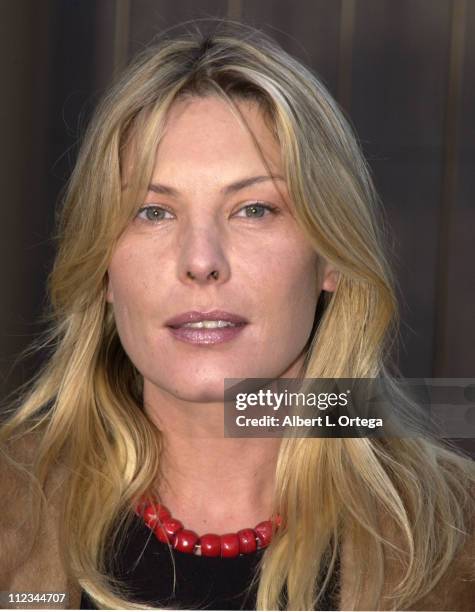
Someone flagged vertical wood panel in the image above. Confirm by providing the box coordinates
[94,1,124,89]
[434,0,467,375]
[350,0,452,376]
[242,0,341,95]
[337,0,356,111]
[0,0,38,396]
[0,0,100,397]
[94,1,131,87]
[114,0,131,73]
[444,0,475,376]
[227,0,243,21]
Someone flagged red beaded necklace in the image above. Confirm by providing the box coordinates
[136,501,282,558]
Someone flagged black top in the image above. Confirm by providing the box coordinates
[80,514,339,610]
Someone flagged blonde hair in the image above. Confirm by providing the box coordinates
[1,19,474,610]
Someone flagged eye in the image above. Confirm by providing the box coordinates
[234,202,279,219]
[136,205,174,222]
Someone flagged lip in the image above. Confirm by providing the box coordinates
[165,310,248,328]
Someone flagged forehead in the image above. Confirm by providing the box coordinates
[152,95,283,178]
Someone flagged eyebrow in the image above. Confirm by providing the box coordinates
[147,174,285,197]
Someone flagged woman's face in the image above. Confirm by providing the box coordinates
[107,96,337,402]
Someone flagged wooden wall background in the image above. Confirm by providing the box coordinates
[1,1,474,434]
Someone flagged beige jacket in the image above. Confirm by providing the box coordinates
[1,437,474,611]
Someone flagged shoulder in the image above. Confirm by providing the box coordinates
[0,431,52,571]
[0,428,68,498]
[340,460,475,610]
[0,428,70,544]
[401,472,475,611]
[0,431,43,524]
[0,431,80,609]
[414,514,475,611]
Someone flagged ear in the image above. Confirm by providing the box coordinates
[321,262,339,293]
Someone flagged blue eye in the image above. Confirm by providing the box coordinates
[136,206,173,222]
[236,202,278,218]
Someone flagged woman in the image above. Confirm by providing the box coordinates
[1,20,474,611]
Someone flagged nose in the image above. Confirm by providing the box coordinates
[178,223,231,286]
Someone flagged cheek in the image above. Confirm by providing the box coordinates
[252,245,319,335]
[106,247,168,379]
[261,246,317,305]
[107,246,163,328]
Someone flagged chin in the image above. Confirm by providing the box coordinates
[158,367,266,403]
[166,381,227,404]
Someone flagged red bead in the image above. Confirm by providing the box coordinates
[142,505,158,528]
[155,504,172,522]
[174,529,199,553]
[255,520,273,548]
[238,529,257,554]
[142,503,171,528]
[220,533,240,558]
[200,533,221,557]
[154,518,183,543]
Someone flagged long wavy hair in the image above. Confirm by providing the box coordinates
[1,19,474,611]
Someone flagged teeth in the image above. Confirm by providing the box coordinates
[181,320,238,329]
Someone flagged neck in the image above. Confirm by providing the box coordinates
[143,384,281,534]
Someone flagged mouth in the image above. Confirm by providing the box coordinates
[165,309,248,327]
[165,310,248,345]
